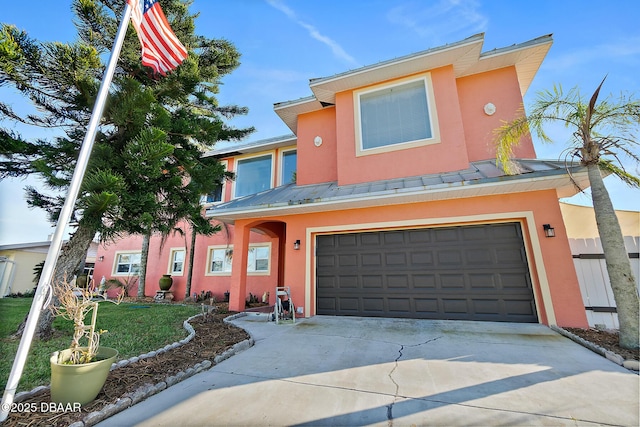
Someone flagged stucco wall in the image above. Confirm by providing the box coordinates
[0,250,45,296]
[231,189,587,328]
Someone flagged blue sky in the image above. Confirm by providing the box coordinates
[1,0,639,245]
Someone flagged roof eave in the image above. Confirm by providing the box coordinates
[273,33,553,133]
[206,169,589,223]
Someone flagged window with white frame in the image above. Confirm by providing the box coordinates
[200,183,223,204]
[281,150,297,185]
[248,245,270,273]
[200,160,227,204]
[207,247,233,274]
[234,154,272,198]
[205,244,271,275]
[114,252,141,275]
[355,76,439,154]
[169,249,185,275]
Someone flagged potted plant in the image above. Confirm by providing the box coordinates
[49,278,123,405]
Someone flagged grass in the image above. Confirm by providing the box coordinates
[0,297,200,393]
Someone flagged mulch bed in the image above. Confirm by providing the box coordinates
[3,311,249,427]
[565,327,639,362]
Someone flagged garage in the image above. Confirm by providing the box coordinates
[316,222,538,322]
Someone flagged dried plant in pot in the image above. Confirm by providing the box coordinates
[49,278,123,405]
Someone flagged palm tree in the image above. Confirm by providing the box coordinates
[494,78,640,350]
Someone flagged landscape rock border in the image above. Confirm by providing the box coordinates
[550,325,639,372]
[13,312,254,427]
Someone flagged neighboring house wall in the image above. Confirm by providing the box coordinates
[560,203,640,329]
[0,243,49,296]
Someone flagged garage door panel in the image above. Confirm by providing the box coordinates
[414,274,437,288]
[362,275,383,288]
[337,276,358,288]
[388,298,411,312]
[440,274,465,288]
[415,298,439,314]
[388,275,410,288]
[316,223,537,322]
[466,249,493,264]
[337,297,359,312]
[338,254,358,267]
[438,250,463,265]
[410,251,434,265]
[362,298,384,313]
[468,273,497,288]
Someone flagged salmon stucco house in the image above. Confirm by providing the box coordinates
[94,33,590,328]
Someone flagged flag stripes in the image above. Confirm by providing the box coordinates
[128,0,187,75]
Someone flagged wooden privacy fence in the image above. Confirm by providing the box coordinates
[569,236,640,329]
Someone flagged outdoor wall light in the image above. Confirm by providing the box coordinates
[294,240,301,250]
[98,256,105,261]
[543,224,555,238]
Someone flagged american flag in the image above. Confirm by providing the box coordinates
[127,0,188,75]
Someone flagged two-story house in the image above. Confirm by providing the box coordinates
[94,33,589,328]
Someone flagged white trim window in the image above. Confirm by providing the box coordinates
[234,154,273,198]
[200,183,223,204]
[114,252,141,275]
[200,161,227,204]
[248,244,270,274]
[169,248,186,275]
[205,244,271,275]
[207,246,233,275]
[280,149,297,185]
[354,75,440,156]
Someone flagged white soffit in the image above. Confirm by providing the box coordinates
[273,96,326,135]
[456,35,553,95]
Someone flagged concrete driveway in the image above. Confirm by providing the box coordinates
[98,314,639,426]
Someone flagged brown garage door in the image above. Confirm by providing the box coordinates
[316,223,537,322]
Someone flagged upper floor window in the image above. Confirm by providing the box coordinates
[281,150,297,185]
[114,252,141,275]
[169,248,185,275]
[234,154,273,198]
[200,183,223,204]
[200,160,227,204]
[355,75,440,156]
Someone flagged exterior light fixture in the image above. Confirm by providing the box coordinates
[543,224,555,238]
[294,240,301,250]
[98,256,105,261]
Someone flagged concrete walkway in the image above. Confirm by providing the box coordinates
[98,314,639,426]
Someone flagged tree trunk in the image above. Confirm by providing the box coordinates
[588,164,639,349]
[185,227,197,299]
[137,231,151,298]
[13,223,97,340]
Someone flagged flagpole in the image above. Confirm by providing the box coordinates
[0,3,133,421]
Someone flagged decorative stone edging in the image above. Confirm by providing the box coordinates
[550,325,639,372]
[13,312,254,427]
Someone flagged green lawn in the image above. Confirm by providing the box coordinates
[0,297,200,393]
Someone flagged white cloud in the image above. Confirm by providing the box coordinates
[266,0,359,67]
[544,37,640,72]
[387,0,488,43]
